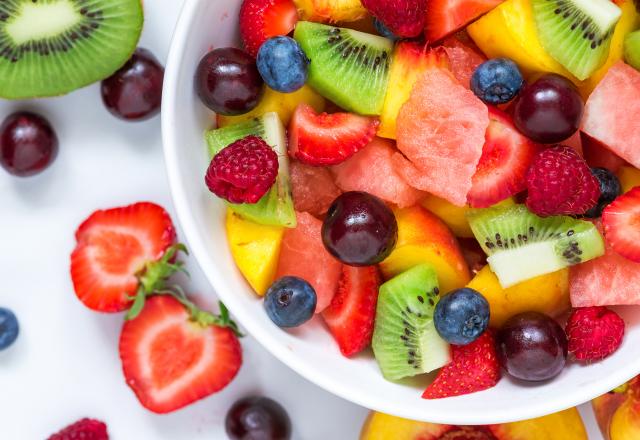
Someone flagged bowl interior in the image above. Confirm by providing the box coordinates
[161,0,640,425]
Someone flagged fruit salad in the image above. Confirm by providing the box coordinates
[195,0,640,400]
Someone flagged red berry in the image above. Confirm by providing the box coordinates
[205,136,279,204]
[361,0,426,38]
[602,187,640,262]
[525,145,601,216]
[565,307,625,362]
[239,0,298,57]
[48,418,108,440]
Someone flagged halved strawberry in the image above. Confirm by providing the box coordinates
[361,0,427,38]
[119,295,242,414]
[603,187,640,263]
[288,103,379,166]
[240,0,299,57]
[467,107,542,208]
[322,265,381,357]
[424,0,505,42]
[423,331,500,399]
[70,202,178,313]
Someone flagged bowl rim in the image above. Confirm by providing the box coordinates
[161,0,640,425]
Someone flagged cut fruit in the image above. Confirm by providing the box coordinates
[582,132,627,173]
[421,195,474,238]
[380,206,471,293]
[625,30,640,70]
[0,0,143,99]
[424,0,506,43]
[618,166,640,194]
[467,107,541,208]
[293,0,369,23]
[226,209,284,296]
[582,62,640,169]
[372,264,450,381]
[531,0,622,81]
[205,112,296,228]
[288,103,379,165]
[467,204,605,288]
[602,187,640,263]
[276,211,342,313]
[378,42,449,139]
[293,21,393,115]
[467,265,570,327]
[394,67,489,207]
[331,137,426,208]
[442,33,487,89]
[290,161,342,216]
[216,85,325,128]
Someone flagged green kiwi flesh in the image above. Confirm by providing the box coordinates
[624,30,640,71]
[293,21,392,115]
[205,112,296,229]
[467,204,605,288]
[0,0,143,99]
[372,264,451,382]
[531,0,622,80]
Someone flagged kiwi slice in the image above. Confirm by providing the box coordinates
[205,112,296,228]
[0,0,143,99]
[372,264,451,382]
[467,204,605,288]
[624,30,640,71]
[531,0,622,81]
[293,21,392,115]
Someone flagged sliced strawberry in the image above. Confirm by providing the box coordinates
[288,104,379,166]
[361,0,427,38]
[70,202,177,313]
[603,187,640,263]
[322,265,381,357]
[240,0,299,57]
[424,0,505,42]
[423,331,500,399]
[467,107,542,208]
[119,295,242,413]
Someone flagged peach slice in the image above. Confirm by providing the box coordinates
[592,377,640,440]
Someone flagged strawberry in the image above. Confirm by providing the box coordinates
[239,0,299,57]
[467,107,541,208]
[565,306,625,362]
[603,187,640,262]
[322,265,381,357]
[422,331,500,399]
[288,104,379,166]
[361,0,427,38]
[48,418,108,440]
[70,202,181,313]
[119,295,242,413]
[425,0,505,42]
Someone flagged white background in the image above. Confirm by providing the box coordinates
[0,0,604,438]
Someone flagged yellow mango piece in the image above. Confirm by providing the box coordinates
[294,0,367,23]
[609,397,640,440]
[579,0,640,97]
[217,85,325,128]
[468,0,580,85]
[226,209,284,296]
[618,165,640,194]
[492,408,588,440]
[467,265,570,327]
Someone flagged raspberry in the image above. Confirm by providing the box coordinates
[525,145,601,216]
[48,418,109,440]
[205,136,279,204]
[565,306,625,362]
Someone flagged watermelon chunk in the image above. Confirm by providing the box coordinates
[570,222,640,306]
[394,67,489,207]
[290,161,341,216]
[582,62,640,169]
[276,211,342,313]
[331,137,426,208]
[443,34,487,89]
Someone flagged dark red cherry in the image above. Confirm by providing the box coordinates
[0,112,58,177]
[225,396,291,440]
[101,48,164,121]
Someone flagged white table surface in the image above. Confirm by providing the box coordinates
[0,1,604,438]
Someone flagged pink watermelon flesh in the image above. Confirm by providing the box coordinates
[582,62,640,169]
[564,131,583,157]
[276,211,342,313]
[442,36,487,89]
[581,132,627,173]
[290,161,342,216]
[571,222,640,306]
[331,137,426,208]
[394,67,489,206]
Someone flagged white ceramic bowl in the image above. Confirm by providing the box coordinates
[161,0,640,425]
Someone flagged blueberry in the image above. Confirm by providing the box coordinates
[0,308,19,350]
[471,58,524,105]
[256,36,309,93]
[264,276,316,328]
[434,288,489,345]
[373,18,399,41]
[584,167,622,218]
